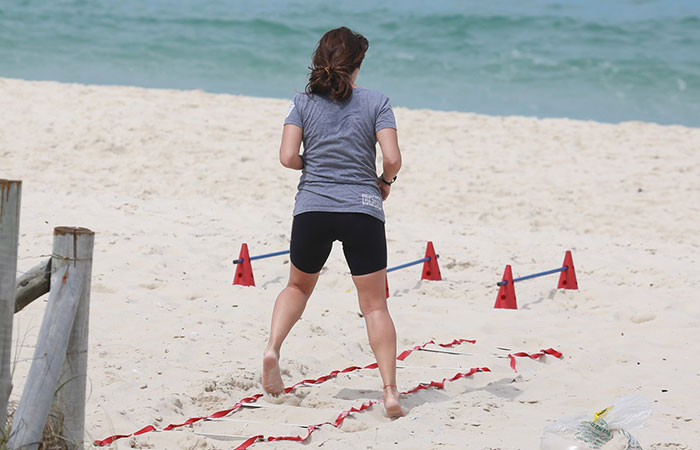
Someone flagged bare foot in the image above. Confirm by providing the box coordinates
[262,350,284,396]
[383,385,404,418]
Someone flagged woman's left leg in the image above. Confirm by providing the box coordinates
[262,264,320,395]
[263,212,331,395]
[352,269,403,417]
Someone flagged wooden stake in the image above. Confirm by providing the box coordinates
[0,179,21,430]
[50,226,94,449]
[8,266,83,450]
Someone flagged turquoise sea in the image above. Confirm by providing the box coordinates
[1,0,699,126]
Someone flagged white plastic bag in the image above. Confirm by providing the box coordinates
[540,395,652,450]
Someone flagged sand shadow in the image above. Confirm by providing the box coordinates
[261,276,284,289]
[520,288,557,310]
[333,376,522,412]
[334,387,383,401]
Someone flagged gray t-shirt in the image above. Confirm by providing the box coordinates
[284,87,396,222]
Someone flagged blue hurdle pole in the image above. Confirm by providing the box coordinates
[497,266,568,286]
[233,249,290,265]
[387,255,439,273]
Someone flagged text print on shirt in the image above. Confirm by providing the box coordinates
[285,102,295,119]
[361,194,382,210]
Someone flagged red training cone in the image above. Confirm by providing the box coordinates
[421,241,442,281]
[385,273,390,299]
[233,243,255,287]
[494,265,517,309]
[557,250,578,290]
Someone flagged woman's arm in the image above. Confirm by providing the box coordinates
[376,127,402,200]
[279,124,304,170]
[377,128,401,180]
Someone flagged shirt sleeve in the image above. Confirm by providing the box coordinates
[375,95,396,132]
[284,95,303,128]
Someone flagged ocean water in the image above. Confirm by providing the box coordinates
[1,0,699,126]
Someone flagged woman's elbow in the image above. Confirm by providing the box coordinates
[280,153,302,169]
[279,151,294,167]
[384,153,402,171]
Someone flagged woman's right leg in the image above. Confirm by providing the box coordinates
[262,264,320,395]
[340,213,403,417]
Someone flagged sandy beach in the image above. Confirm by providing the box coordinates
[2,76,699,449]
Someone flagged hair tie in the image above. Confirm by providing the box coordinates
[323,66,330,75]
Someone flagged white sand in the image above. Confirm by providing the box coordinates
[2,76,699,449]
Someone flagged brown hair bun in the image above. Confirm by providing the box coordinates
[306,27,369,102]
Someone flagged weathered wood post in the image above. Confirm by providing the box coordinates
[50,227,94,449]
[7,266,83,450]
[0,179,21,430]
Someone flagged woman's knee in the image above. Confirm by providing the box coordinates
[287,280,314,298]
[359,297,388,317]
[288,264,320,297]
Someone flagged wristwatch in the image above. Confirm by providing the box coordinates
[379,174,397,185]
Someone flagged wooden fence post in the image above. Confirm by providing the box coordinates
[50,227,94,449]
[0,179,21,431]
[7,266,83,450]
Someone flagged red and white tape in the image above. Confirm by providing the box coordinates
[94,338,560,447]
[397,338,476,360]
[228,367,491,450]
[507,348,563,372]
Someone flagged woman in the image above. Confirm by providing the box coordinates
[262,27,403,418]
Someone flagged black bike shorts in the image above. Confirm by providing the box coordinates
[290,212,387,276]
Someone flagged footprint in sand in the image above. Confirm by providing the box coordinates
[262,392,305,406]
[630,312,655,323]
